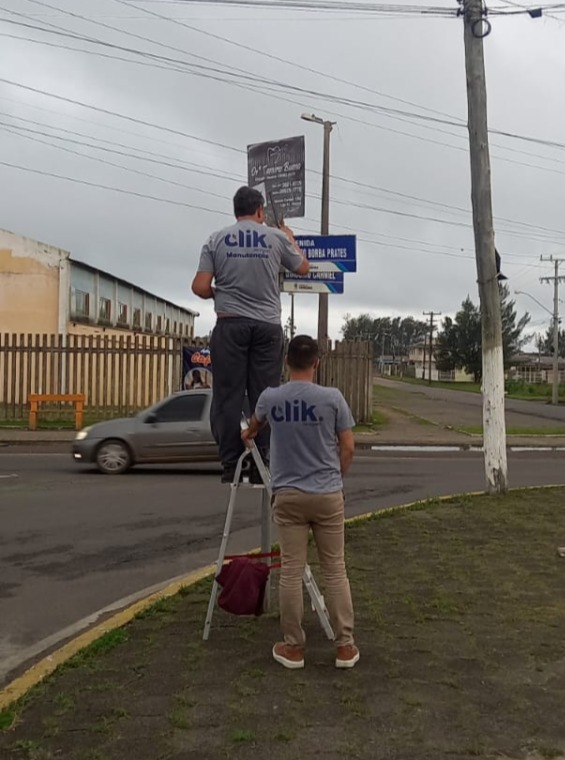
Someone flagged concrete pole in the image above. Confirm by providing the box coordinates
[553,261,560,406]
[318,120,333,349]
[540,257,564,405]
[463,0,508,493]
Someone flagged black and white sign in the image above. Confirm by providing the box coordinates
[247,135,305,220]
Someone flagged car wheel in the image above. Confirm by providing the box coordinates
[96,439,132,474]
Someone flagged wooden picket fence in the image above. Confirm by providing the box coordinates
[0,333,185,424]
[0,334,373,424]
[318,340,374,422]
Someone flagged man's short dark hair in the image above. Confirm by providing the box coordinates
[233,186,264,218]
[287,335,319,370]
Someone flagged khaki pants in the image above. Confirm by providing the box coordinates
[273,489,355,648]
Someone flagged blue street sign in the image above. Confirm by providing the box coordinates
[295,235,357,273]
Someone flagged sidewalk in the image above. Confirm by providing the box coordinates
[2,487,565,759]
[2,424,565,449]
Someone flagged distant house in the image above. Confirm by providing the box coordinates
[507,352,565,385]
[0,228,198,338]
[406,341,474,383]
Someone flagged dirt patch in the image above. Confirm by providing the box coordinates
[2,488,565,760]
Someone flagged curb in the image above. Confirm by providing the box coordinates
[0,564,214,712]
[1,483,564,714]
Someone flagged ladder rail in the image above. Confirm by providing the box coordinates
[203,428,334,641]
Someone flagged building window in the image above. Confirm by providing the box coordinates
[156,315,163,333]
[74,290,90,317]
[165,318,170,334]
[173,321,177,335]
[99,297,111,322]
[118,302,128,325]
[133,307,142,329]
[145,312,152,331]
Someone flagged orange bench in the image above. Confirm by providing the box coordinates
[28,393,85,431]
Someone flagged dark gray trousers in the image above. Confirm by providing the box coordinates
[209,317,284,470]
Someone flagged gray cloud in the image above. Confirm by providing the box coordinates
[1,0,564,342]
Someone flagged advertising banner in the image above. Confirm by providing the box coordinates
[182,346,213,389]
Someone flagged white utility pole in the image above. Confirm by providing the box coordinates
[461,0,508,493]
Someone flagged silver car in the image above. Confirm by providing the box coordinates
[72,389,219,474]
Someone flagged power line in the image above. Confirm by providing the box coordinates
[2,108,564,247]
[0,115,239,180]
[112,0,467,123]
[0,158,231,215]
[0,76,244,154]
[16,0,299,90]
[0,124,239,202]
[3,117,563,246]
[4,15,565,173]
[0,153,553,266]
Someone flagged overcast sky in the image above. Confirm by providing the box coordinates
[1,0,564,342]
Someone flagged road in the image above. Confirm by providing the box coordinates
[376,378,565,430]
[1,449,564,686]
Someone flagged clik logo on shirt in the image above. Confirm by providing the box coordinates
[224,229,269,249]
[271,400,322,423]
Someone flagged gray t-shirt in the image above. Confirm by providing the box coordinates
[197,220,304,323]
[255,381,355,493]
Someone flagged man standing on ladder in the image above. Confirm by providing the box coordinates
[191,186,309,483]
[242,335,359,670]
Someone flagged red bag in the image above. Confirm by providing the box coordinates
[216,557,270,617]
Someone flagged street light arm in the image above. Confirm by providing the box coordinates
[514,290,553,318]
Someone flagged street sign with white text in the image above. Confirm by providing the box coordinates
[295,234,357,273]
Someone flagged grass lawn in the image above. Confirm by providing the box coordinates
[3,487,565,759]
[398,377,565,403]
[353,410,389,433]
[0,411,134,430]
[399,377,482,393]
[457,425,565,436]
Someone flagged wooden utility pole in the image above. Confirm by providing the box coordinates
[423,311,441,385]
[462,0,508,493]
[540,256,565,405]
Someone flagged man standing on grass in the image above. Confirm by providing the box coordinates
[191,186,309,484]
[242,335,359,670]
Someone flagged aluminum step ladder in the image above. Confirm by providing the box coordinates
[203,424,334,641]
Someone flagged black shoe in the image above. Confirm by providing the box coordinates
[220,460,251,484]
[220,467,236,484]
[249,463,264,485]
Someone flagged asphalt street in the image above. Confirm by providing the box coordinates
[1,449,564,686]
[376,379,565,430]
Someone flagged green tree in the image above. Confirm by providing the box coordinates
[500,285,531,362]
[435,297,482,381]
[434,287,530,382]
[341,314,427,356]
[540,326,565,358]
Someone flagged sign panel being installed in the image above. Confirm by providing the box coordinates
[294,234,357,273]
[247,136,305,223]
